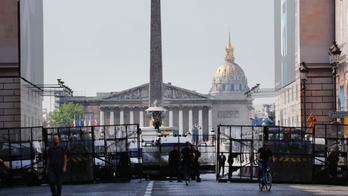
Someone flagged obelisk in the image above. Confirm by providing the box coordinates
[149,0,163,107]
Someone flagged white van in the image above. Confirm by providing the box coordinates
[1,141,42,179]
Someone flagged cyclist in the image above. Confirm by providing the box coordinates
[257,142,275,184]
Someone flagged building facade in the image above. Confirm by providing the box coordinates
[336,0,348,118]
[274,0,336,130]
[62,34,254,139]
[0,0,44,128]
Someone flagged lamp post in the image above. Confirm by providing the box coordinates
[329,41,341,122]
[210,127,215,146]
[299,62,309,128]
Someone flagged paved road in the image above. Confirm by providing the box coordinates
[1,175,348,196]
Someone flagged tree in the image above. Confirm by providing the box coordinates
[48,102,84,127]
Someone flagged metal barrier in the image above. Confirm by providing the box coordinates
[312,124,347,185]
[0,127,45,187]
[216,125,344,184]
[141,133,215,179]
[0,124,140,186]
[1,124,347,186]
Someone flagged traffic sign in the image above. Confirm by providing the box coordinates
[328,111,348,119]
[306,123,315,132]
[307,113,318,123]
[331,121,341,133]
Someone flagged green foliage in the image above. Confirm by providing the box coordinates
[48,102,84,127]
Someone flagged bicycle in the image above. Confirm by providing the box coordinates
[259,162,272,191]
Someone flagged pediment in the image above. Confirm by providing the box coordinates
[104,83,209,100]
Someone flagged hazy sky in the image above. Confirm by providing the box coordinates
[43,0,275,112]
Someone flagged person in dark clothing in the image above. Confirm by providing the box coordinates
[191,145,201,182]
[328,151,339,182]
[257,142,275,183]
[181,142,195,186]
[0,158,10,187]
[228,154,234,181]
[46,136,67,196]
[168,145,182,182]
[218,153,226,176]
[119,152,131,182]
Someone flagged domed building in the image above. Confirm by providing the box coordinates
[59,32,254,141]
[210,32,249,98]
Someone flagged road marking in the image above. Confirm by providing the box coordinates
[144,181,154,196]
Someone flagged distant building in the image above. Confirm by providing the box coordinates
[0,0,44,128]
[252,104,275,126]
[59,33,254,140]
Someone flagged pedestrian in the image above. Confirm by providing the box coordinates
[328,151,339,183]
[120,152,131,182]
[191,145,201,182]
[181,141,195,186]
[218,152,226,176]
[228,153,234,181]
[168,145,182,182]
[46,136,67,196]
[0,158,10,187]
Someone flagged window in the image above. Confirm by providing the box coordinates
[239,84,242,90]
[231,84,234,91]
[222,84,225,91]
[296,84,298,101]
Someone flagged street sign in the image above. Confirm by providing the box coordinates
[328,111,348,119]
[306,122,315,132]
[331,121,341,133]
[307,113,318,123]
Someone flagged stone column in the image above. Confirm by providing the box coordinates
[208,105,212,130]
[130,107,134,124]
[139,106,144,127]
[179,106,183,135]
[149,0,163,107]
[120,107,124,124]
[198,106,203,141]
[189,106,193,132]
[100,106,105,126]
[109,107,114,125]
[169,106,173,127]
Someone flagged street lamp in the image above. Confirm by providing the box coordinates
[210,128,215,146]
[329,41,341,122]
[299,62,309,127]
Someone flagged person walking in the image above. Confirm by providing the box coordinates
[168,145,182,182]
[328,151,339,183]
[191,145,201,182]
[218,153,226,176]
[120,152,131,182]
[228,153,234,181]
[46,136,67,196]
[181,142,195,186]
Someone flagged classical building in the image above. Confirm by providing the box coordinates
[61,33,253,140]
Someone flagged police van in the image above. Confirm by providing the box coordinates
[0,141,43,182]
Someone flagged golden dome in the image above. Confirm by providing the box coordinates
[213,31,246,81]
[214,62,246,81]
